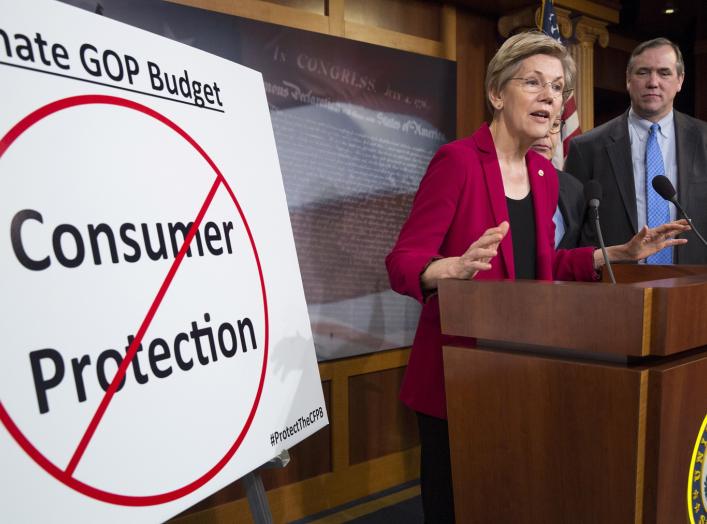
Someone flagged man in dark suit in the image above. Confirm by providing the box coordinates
[565,37,707,263]
[530,117,587,249]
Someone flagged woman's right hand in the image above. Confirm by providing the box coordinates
[421,221,509,291]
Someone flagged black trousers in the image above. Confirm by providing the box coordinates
[417,411,455,524]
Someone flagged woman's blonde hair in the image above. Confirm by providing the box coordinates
[485,31,575,113]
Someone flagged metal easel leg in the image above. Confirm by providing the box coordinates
[242,450,290,524]
[242,471,272,524]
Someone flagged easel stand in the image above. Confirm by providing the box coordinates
[242,449,290,524]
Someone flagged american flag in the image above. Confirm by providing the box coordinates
[539,0,581,169]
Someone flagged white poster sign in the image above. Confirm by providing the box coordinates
[0,1,328,522]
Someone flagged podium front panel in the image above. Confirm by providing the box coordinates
[444,344,707,524]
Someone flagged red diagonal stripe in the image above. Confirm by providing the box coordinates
[64,176,223,476]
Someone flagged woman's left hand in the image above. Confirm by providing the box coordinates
[598,219,691,265]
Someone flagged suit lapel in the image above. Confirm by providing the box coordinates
[473,125,514,279]
[675,111,697,206]
[557,176,573,230]
[607,112,638,234]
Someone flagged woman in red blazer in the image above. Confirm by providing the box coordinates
[386,31,688,523]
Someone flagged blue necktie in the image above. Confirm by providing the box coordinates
[645,123,671,264]
[552,206,565,248]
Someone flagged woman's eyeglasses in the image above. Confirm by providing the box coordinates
[511,76,573,99]
[549,119,565,135]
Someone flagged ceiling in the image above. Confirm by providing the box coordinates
[616,0,703,42]
[450,0,704,43]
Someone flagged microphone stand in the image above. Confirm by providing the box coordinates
[590,203,616,284]
[652,176,707,248]
[672,200,707,248]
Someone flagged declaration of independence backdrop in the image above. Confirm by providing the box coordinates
[63,0,456,360]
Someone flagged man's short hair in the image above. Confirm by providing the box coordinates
[627,37,684,77]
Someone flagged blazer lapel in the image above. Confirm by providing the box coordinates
[527,153,553,280]
[607,112,638,234]
[473,125,514,279]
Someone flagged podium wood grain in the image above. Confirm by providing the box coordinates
[444,346,707,523]
[439,274,707,357]
[440,268,707,523]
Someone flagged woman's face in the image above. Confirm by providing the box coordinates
[493,54,565,142]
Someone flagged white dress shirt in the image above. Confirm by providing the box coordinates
[627,109,678,230]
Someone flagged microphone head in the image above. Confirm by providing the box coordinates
[584,180,602,209]
[652,175,677,202]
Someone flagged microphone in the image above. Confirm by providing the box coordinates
[584,180,616,284]
[585,180,601,212]
[651,175,707,247]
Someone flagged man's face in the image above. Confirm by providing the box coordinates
[530,118,562,161]
[626,45,684,122]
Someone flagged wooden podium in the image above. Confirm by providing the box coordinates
[439,265,707,524]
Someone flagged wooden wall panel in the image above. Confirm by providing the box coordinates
[455,8,496,137]
[264,0,326,15]
[344,0,441,41]
[696,40,707,122]
[592,38,631,126]
[348,367,418,464]
[697,10,707,117]
[594,44,629,93]
[594,87,629,127]
[175,381,332,518]
[169,0,331,35]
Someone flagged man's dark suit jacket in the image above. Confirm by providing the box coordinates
[565,110,707,264]
[557,170,587,249]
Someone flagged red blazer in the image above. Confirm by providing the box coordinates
[386,124,597,419]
